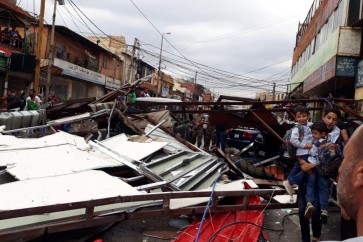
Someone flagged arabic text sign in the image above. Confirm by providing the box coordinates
[356,60,363,88]
[336,56,357,77]
[54,58,105,85]
[105,76,121,90]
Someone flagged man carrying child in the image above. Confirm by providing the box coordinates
[298,121,331,223]
[283,106,343,227]
[282,106,314,216]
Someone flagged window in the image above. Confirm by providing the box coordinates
[102,58,107,69]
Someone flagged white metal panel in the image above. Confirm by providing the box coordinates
[0,170,142,210]
[100,133,168,161]
[0,131,90,151]
[0,170,146,230]
[169,180,245,210]
[1,145,123,180]
[0,132,124,180]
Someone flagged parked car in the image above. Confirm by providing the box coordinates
[226,127,261,150]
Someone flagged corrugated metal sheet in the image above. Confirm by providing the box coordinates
[145,124,193,153]
[140,150,225,191]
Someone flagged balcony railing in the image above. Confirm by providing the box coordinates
[0,31,26,53]
[295,0,323,45]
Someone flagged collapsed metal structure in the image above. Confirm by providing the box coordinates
[0,82,362,241]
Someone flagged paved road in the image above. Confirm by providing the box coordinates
[94,207,342,242]
[40,207,344,241]
[264,207,341,241]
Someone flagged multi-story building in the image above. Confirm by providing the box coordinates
[255,91,286,101]
[32,25,124,100]
[88,36,155,86]
[0,1,127,101]
[290,0,363,112]
[0,0,37,96]
[171,79,192,100]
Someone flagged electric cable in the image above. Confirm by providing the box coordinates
[26,0,295,98]
[57,0,292,94]
[195,173,223,242]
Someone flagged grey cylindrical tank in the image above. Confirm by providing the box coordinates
[0,112,13,130]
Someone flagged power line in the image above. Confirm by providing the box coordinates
[193,14,302,43]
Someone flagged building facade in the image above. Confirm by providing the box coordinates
[31,25,124,100]
[255,91,286,101]
[291,0,363,112]
[0,1,37,97]
[88,36,155,86]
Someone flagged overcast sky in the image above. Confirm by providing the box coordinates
[18,0,313,98]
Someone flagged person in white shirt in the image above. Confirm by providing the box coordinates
[24,89,42,111]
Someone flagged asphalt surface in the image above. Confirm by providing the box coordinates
[93,207,342,242]
[33,207,343,242]
[264,207,341,241]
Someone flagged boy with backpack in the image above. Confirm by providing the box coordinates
[282,106,313,200]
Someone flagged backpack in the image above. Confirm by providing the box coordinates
[280,124,304,160]
[315,140,343,178]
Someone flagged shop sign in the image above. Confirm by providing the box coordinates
[105,76,121,90]
[336,56,357,77]
[356,59,363,87]
[54,58,105,85]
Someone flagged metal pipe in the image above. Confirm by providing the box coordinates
[88,140,140,172]
[144,119,166,136]
[106,101,117,138]
[250,110,284,143]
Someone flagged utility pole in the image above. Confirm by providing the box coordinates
[34,0,46,96]
[45,0,64,102]
[272,82,276,101]
[128,38,138,83]
[194,71,197,100]
[158,33,170,74]
[157,32,170,97]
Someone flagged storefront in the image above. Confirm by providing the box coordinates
[53,58,106,100]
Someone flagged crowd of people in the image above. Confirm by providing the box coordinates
[0,26,23,49]
[1,88,65,111]
[1,88,41,111]
[190,106,229,152]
